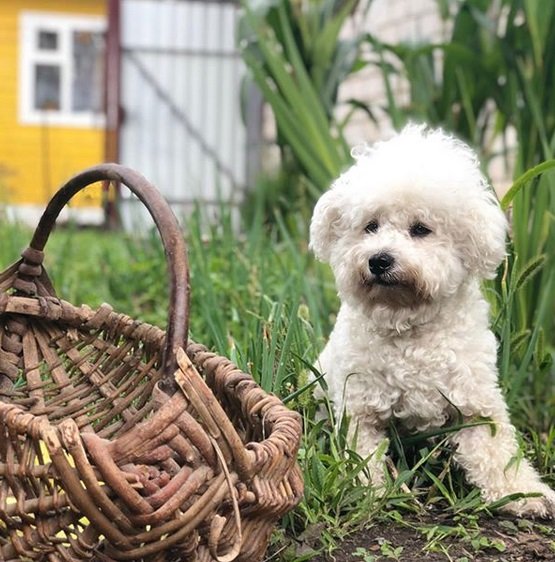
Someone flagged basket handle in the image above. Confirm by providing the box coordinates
[26,163,189,393]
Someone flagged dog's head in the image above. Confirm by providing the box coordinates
[310,125,508,312]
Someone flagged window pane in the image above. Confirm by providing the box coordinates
[38,30,58,50]
[34,64,61,110]
[72,31,105,112]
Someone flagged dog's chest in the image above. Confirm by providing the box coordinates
[355,326,454,382]
[341,328,458,427]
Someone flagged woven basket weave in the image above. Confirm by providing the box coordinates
[0,164,303,562]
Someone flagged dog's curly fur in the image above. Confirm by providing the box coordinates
[310,124,555,518]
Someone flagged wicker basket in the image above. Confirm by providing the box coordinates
[0,164,303,562]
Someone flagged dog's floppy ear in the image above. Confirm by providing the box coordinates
[309,188,346,263]
[460,191,508,279]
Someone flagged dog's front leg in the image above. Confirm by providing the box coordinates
[348,414,389,488]
[450,406,555,518]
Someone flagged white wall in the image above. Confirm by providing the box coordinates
[338,0,511,193]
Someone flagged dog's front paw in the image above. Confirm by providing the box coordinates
[499,487,555,519]
[358,456,387,490]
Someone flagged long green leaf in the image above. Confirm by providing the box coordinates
[501,159,555,209]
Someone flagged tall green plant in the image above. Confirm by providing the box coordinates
[496,1,555,344]
[239,0,371,194]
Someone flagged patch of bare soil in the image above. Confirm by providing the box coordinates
[307,515,555,561]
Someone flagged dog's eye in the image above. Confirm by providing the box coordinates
[365,220,379,234]
[409,222,432,238]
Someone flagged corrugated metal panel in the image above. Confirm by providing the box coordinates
[118,0,250,228]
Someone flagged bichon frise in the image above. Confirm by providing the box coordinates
[310,124,555,518]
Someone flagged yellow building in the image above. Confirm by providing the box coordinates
[0,0,107,224]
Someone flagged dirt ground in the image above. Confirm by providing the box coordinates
[306,515,555,561]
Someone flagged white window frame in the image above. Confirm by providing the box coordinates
[19,11,106,128]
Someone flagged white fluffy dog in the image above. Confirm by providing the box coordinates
[310,124,555,518]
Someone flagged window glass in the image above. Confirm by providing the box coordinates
[34,64,61,110]
[72,31,105,112]
[38,30,58,50]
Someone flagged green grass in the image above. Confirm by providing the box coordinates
[1,202,553,560]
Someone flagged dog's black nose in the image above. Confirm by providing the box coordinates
[369,253,394,276]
